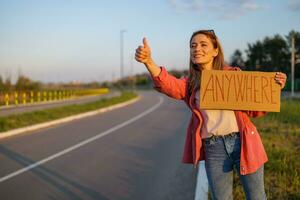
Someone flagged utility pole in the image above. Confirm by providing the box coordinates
[291,33,295,97]
[120,29,126,80]
[130,56,135,92]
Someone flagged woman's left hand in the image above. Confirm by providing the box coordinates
[274,72,287,89]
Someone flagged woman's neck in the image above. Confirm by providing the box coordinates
[199,60,213,70]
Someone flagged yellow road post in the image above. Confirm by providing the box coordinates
[30,91,34,104]
[43,91,47,102]
[22,92,26,105]
[14,92,19,105]
[37,92,41,102]
[5,93,9,106]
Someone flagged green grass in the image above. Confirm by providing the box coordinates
[0,91,138,133]
[232,99,300,199]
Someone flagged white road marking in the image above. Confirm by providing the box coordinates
[0,96,164,183]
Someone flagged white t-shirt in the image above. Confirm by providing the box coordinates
[195,90,239,138]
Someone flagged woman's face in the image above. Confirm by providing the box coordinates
[190,34,218,70]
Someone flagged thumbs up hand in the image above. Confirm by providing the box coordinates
[135,37,152,65]
[135,37,161,77]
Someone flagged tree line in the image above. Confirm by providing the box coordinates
[0,75,41,92]
[230,30,300,78]
[0,75,107,92]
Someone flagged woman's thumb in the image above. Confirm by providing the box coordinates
[143,37,149,48]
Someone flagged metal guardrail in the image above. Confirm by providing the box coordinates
[0,88,109,107]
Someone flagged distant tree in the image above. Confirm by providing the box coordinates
[135,74,150,85]
[0,76,4,91]
[15,75,41,91]
[230,49,245,69]
[262,35,289,73]
[100,81,111,88]
[30,81,42,91]
[4,77,12,92]
[245,40,265,71]
[245,35,289,73]
[84,81,101,88]
[15,75,31,91]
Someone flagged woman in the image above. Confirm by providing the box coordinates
[135,30,287,200]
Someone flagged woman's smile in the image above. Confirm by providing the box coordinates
[193,54,204,58]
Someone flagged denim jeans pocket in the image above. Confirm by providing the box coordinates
[203,137,227,162]
[203,137,221,147]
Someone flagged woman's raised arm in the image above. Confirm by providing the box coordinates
[135,38,187,100]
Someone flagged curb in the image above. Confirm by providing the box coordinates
[0,96,141,140]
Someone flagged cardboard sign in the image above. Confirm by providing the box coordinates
[200,70,281,112]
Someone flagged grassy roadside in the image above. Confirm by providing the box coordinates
[232,99,300,199]
[0,91,138,133]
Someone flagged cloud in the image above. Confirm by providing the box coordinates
[242,1,261,10]
[167,0,264,19]
[167,0,202,13]
[287,0,300,11]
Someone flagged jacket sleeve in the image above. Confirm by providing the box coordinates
[151,67,187,100]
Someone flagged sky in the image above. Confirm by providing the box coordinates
[0,0,300,83]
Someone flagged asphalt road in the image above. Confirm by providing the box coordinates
[0,91,198,200]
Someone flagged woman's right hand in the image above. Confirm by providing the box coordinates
[135,37,152,65]
[135,37,161,77]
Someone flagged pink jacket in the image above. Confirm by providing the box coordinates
[151,66,268,175]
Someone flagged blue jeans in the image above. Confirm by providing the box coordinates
[203,132,267,200]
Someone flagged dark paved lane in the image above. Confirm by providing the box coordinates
[0,91,198,200]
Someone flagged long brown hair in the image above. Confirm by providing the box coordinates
[188,30,225,94]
